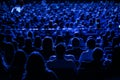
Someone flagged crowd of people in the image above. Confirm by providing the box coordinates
[0,1,120,80]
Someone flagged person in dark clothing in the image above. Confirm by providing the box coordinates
[8,49,27,80]
[77,47,104,80]
[22,51,58,80]
[47,43,77,80]
[66,37,83,60]
[0,52,8,80]
[23,38,34,55]
[41,36,55,60]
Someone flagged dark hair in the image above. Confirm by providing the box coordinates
[27,31,33,39]
[92,47,103,61]
[34,36,41,48]
[42,36,53,51]
[25,38,32,47]
[55,43,66,58]
[26,51,45,73]
[71,37,80,47]
[4,42,15,65]
[112,37,119,47]
[86,38,96,49]
[17,35,25,48]
[12,49,26,67]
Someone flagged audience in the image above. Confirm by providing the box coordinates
[0,1,120,80]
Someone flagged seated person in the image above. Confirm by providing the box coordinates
[77,47,104,80]
[79,37,96,63]
[47,43,77,80]
[22,51,58,80]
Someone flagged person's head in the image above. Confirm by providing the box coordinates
[86,38,96,49]
[110,30,115,36]
[5,42,15,65]
[105,31,110,37]
[55,43,66,59]
[71,37,80,48]
[26,51,45,73]
[92,47,103,61]
[17,35,25,47]
[112,37,119,48]
[74,32,80,37]
[25,38,32,48]
[27,31,33,39]
[34,36,41,48]
[12,49,26,67]
[42,36,53,51]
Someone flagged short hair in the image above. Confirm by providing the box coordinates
[71,37,80,47]
[92,47,103,60]
[55,43,66,57]
[26,51,45,72]
[86,38,96,49]
[34,36,41,48]
[25,38,32,47]
[42,36,53,50]
[12,49,26,66]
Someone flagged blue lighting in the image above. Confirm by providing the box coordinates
[0,0,120,80]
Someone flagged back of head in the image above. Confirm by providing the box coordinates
[112,37,119,47]
[25,38,32,48]
[5,42,15,65]
[16,35,25,47]
[71,37,80,47]
[34,36,41,48]
[55,43,66,59]
[110,30,115,36]
[92,47,103,61]
[55,35,64,45]
[12,49,26,67]
[42,36,53,51]
[86,38,96,49]
[74,32,80,37]
[26,51,45,74]
[27,31,33,39]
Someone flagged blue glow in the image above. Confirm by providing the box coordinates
[0,1,120,80]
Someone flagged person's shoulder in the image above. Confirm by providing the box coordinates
[46,59,56,68]
[46,69,58,80]
[65,59,76,67]
[47,59,56,64]
[81,50,89,55]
